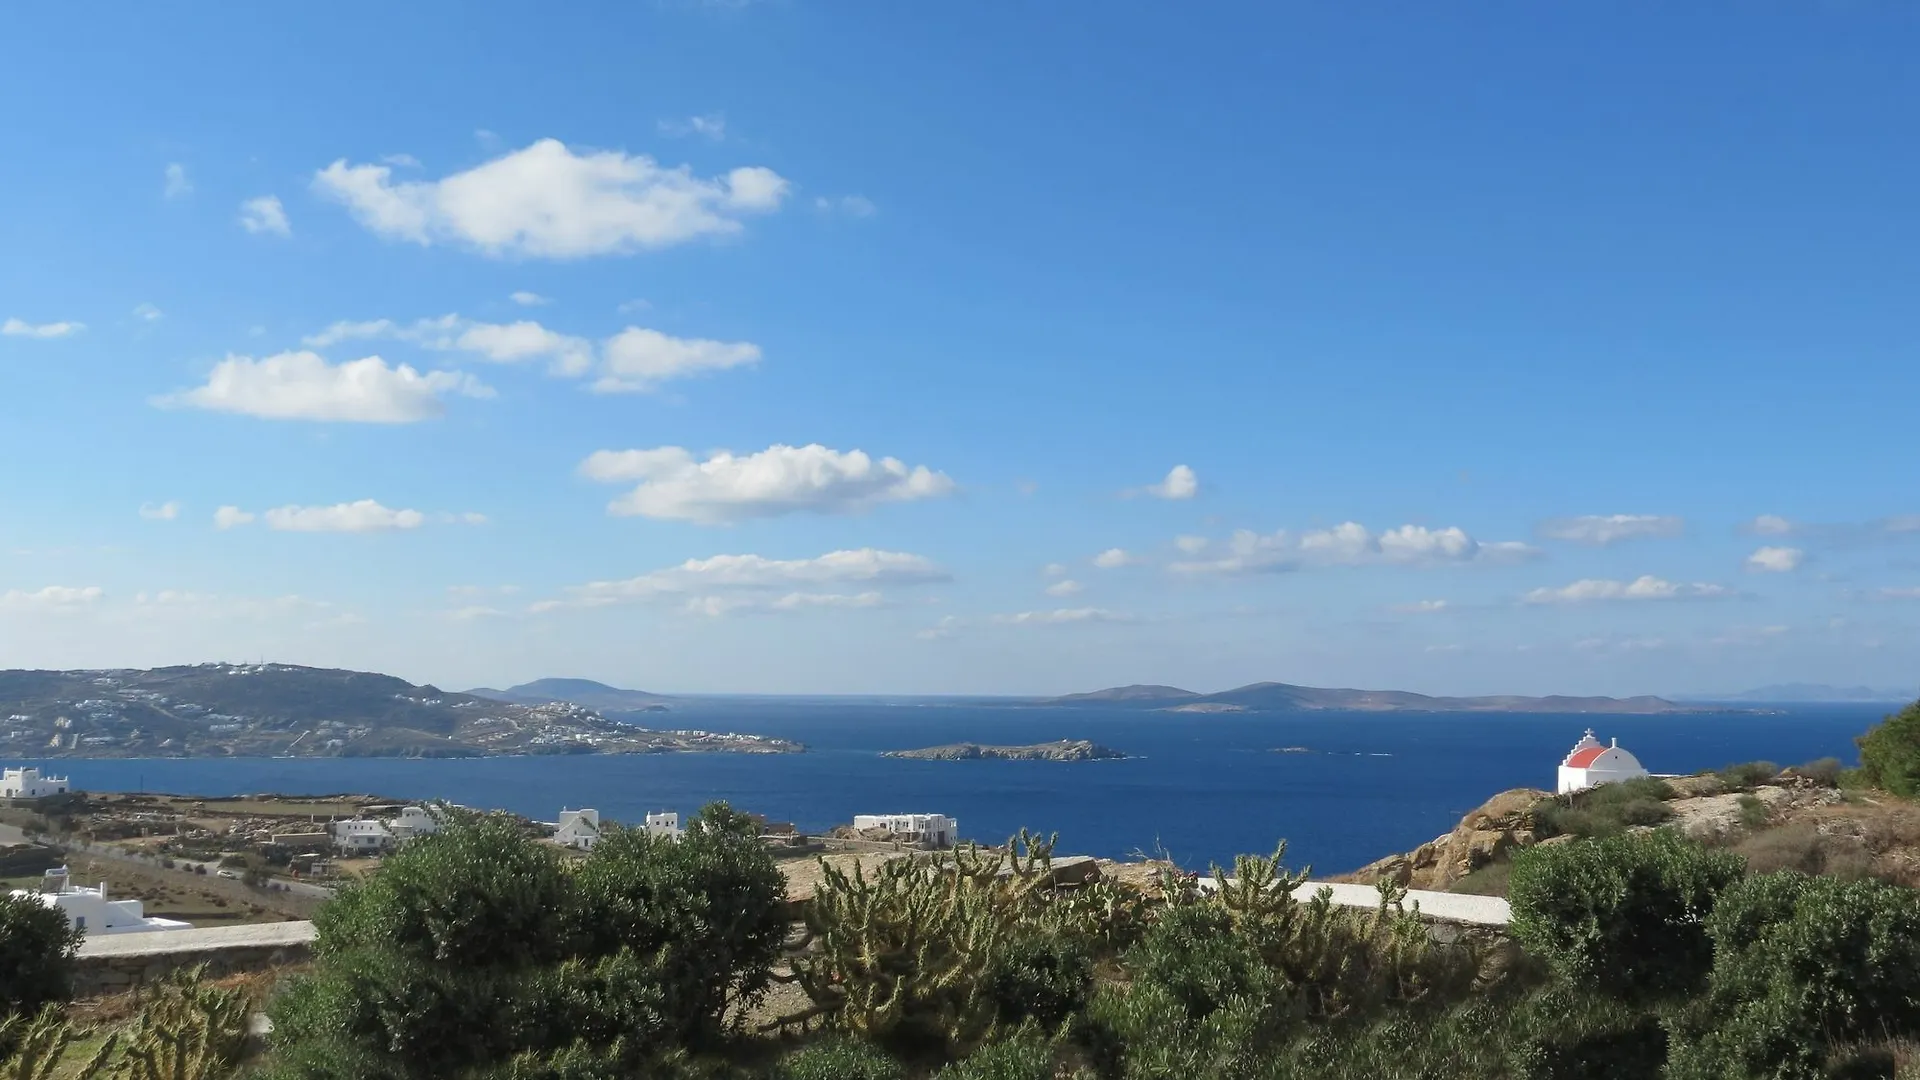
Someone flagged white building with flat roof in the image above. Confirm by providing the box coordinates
[854,813,959,848]
[1557,730,1651,795]
[644,811,682,840]
[388,805,442,840]
[1,768,69,799]
[332,818,395,854]
[9,867,191,936]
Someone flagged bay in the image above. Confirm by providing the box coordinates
[31,701,1889,873]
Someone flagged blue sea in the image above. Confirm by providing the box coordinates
[32,702,1891,874]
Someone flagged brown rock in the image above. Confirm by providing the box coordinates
[1344,787,1550,891]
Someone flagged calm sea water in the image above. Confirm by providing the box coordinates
[28,702,1890,873]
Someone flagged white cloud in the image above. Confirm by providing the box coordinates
[213,506,255,530]
[594,327,760,392]
[262,500,427,533]
[139,501,180,521]
[1536,514,1684,546]
[312,138,790,258]
[133,303,163,322]
[685,590,889,617]
[155,351,491,423]
[658,113,727,141]
[1170,522,1537,575]
[2,318,84,339]
[1174,535,1209,554]
[580,443,955,523]
[509,291,551,306]
[0,586,104,611]
[1745,546,1805,573]
[1747,514,1796,535]
[239,195,291,236]
[1092,548,1140,569]
[813,194,877,217]
[916,615,961,641]
[546,548,947,610]
[382,153,423,168]
[163,162,191,199]
[1137,464,1198,500]
[1042,563,1068,578]
[1045,579,1084,597]
[1523,575,1735,604]
[450,320,594,375]
[1877,587,1920,600]
[991,608,1129,625]
[1392,599,1450,614]
[618,298,652,314]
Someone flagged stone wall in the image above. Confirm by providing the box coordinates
[74,940,312,996]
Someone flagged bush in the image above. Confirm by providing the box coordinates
[776,1036,904,1080]
[1667,872,1920,1080]
[1124,903,1281,1023]
[1859,701,1920,798]
[1789,757,1845,787]
[0,891,81,1019]
[1735,794,1770,830]
[1533,778,1675,840]
[936,1030,1058,1080]
[1508,831,1744,1000]
[1733,821,1873,880]
[566,802,787,1043]
[1715,760,1780,792]
[987,933,1093,1030]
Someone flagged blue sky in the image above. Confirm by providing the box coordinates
[3,4,1919,696]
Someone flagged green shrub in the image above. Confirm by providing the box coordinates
[1533,778,1675,840]
[987,933,1093,1030]
[1859,701,1920,798]
[566,802,787,1042]
[1733,820,1874,880]
[936,1030,1058,1080]
[1716,761,1781,793]
[1081,981,1282,1080]
[1790,757,1845,787]
[0,891,81,1020]
[1735,794,1770,829]
[1125,903,1282,1023]
[1508,831,1743,1000]
[776,1036,904,1080]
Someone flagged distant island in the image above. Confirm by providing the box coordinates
[0,664,796,759]
[1044,681,1706,714]
[1673,684,1914,704]
[883,739,1129,762]
[466,677,674,714]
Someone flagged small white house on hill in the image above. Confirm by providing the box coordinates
[644,811,682,840]
[332,818,395,854]
[854,813,959,848]
[1557,730,1650,794]
[556,808,601,850]
[1,767,69,799]
[9,867,191,936]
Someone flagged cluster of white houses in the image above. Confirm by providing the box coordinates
[1,767,69,799]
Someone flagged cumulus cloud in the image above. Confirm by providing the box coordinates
[1042,563,1069,578]
[595,327,760,392]
[0,586,104,611]
[139,502,180,521]
[303,316,752,387]
[163,162,191,199]
[1745,514,1796,535]
[1170,522,1538,575]
[1092,548,1140,569]
[991,608,1129,625]
[2,318,84,338]
[155,351,491,422]
[1174,535,1209,554]
[509,291,551,306]
[1134,464,1198,500]
[1523,575,1735,604]
[580,443,955,523]
[239,195,291,236]
[1536,514,1684,545]
[1045,579,1084,597]
[312,138,790,258]
[1745,546,1805,573]
[543,548,947,610]
[658,113,727,141]
[214,500,483,533]
[213,506,255,529]
[684,590,888,617]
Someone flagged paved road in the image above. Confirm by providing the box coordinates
[1195,878,1511,926]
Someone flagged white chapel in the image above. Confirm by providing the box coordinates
[1557,730,1649,794]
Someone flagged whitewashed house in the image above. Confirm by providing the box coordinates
[9,867,191,936]
[1,767,70,799]
[1557,730,1651,795]
[555,808,601,851]
[332,818,396,854]
[853,813,960,848]
[644,811,683,840]
[388,805,442,840]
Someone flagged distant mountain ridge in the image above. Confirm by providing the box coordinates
[1043,681,1698,714]
[1675,684,1915,704]
[465,678,673,713]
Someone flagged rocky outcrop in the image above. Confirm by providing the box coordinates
[1344,788,1550,891]
[882,739,1128,762]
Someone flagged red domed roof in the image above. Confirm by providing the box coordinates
[1565,746,1608,769]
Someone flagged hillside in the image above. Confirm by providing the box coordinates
[466,677,673,713]
[1044,680,1700,714]
[1678,684,1914,704]
[0,663,795,759]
